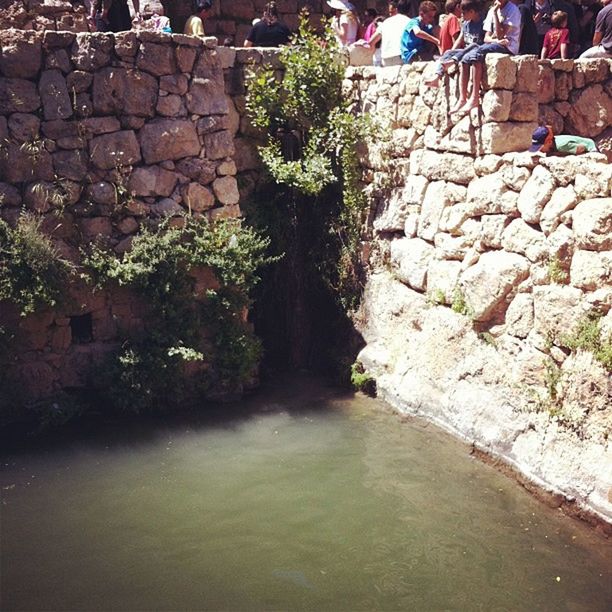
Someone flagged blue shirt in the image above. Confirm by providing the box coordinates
[401,17,433,64]
[462,18,485,46]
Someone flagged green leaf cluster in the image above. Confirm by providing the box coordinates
[559,312,612,372]
[0,213,74,316]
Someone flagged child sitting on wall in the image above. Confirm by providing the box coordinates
[137,1,171,33]
[540,10,570,59]
[423,1,484,88]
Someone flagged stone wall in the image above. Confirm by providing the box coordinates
[347,58,612,526]
[0,29,240,399]
[0,0,92,32]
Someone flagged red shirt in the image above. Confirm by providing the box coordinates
[542,27,569,59]
[438,13,461,53]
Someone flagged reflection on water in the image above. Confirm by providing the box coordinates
[1,376,611,611]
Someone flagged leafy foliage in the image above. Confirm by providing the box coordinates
[350,361,376,396]
[246,12,371,312]
[559,312,612,372]
[83,218,276,411]
[0,213,74,316]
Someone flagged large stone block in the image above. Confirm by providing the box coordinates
[139,119,200,164]
[71,33,112,71]
[506,293,534,338]
[540,185,578,236]
[89,130,141,170]
[93,67,157,117]
[484,54,517,90]
[128,166,178,197]
[0,141,53,182]
[501,218,547,262]
[192,49,223,81]
[204,129,234,159]
[181,182,215,212]
[479,122,536,155]
[52,149,88,181]
[8,113,40,142]
[0,30,42,78]
[566,84,612,138]
[418,181,466,242]
[514,56,539,93]
[466,172,520,215]
[390,237,435,291]
[212,176,240,205]
[459,251,530,321]
[533,285,584,340]
[176,157,217,184]
[0,78,40,113]
[509,93,538,122]
[482,89,512,122]
[136,41,177,76]
[426,258,461,302]
[517,164,556,224]
[186,77,228,115]
[537,63,555,104]
[417,150,475,185]
[39,69,72,120]
[572,198,612,250]
[570,250,612,291]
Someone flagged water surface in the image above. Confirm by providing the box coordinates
[1,377,611,611]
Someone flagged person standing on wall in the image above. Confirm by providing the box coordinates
[244,2,292,47]
[184,0,213,37]
[328,0,361,47]
[367,0,411,66]
[90,0,140,32]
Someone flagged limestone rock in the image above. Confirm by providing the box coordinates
[390,237,434,291]
[128,166,178,197]
[570,250,612,291]
[151,198,184,217]
[139,119,200,164]
[176,158,217,184]
[433,232,472,260]
[466,172,520,215]
[418,181,465,241]
[181,183,215,212]
[479,215,509,249]
[479,122,536,155]
[506,293,534,338]
[566,84,612,138]
[417,151,475,185]
[482,89,512,122]
[537,63,555,104]
[79,216,112,241]
[427,258,461,302]
[89,130,141,170]
[459,251,530,321]
[501,218,547,262]
[212,176,240,206]
[204,130,234,160]
[509,92,538,122]
[484,54,517,89]
[540,185,578,236]
[517,164,556,224]
[532,284,584,340]
[136,41,176,76]
[572,198,612,250]
[93,67,157,117]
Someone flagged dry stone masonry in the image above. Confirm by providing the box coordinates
[0,29,240,397]
[349,56,612,528]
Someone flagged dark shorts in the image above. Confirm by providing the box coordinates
[460,42,512,65]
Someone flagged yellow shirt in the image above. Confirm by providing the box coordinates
[184,15,205,36]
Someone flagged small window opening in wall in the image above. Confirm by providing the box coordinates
[70,313,93,344]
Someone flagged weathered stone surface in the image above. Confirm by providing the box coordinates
[8,113,40,142]
[499,163,530,191]
[80,116,121,136]
[427,258,461,302]
[87,181,116,205]
[114,31,139,58]
[52,149,88,181]
[509,92,538,122]
[481,89,512,122]
[175,45,197,73]
[465,172,519,215]
[71,33,112,71]
[572,198,612,250]
[506,293,534,339]
[212,176,239,205]
[537,63,555,104]
[136,41,176,76]
[501,219,547,262]
[186,78,228,115]
[570,250,612,290]
[532,285,584,339]
[156,94,185,117]
[89,130,141,170]
[139,119,200,164]
[117,217,139,235]
[566,84,612,138]
[0,141,53,182]
[79,217,112,241]
[151,198,184,217]
[479,122,536,155]
[217,160,237,176]
[433,232,471,260]
[0,30,42,78]
[540,185,578,236]
[66,69,92,93]
[160,74,188,95]
[517,165,556,224]
[460,251,530,321]
[418,181,466,241]
[204,130,234,160]
[514,56,539,93]
[176,158,217,184]
[484,54,517,89]
[181,182,215,212]
[417,151,475,185]
[391,237,434,291]
[0,182,22,206]
[0,78,40,113]
[39,69,72,120]
[93,67,157,117]
[45,48,72,73]
[128,166,178,197]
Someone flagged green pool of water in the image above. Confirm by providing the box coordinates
[1,377,611,611]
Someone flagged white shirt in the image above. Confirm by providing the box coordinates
[484,1,522,55]
[378,13,410,60]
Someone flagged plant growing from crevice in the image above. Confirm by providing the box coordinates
[547,255,569,284]
[0,213,75,316]
[558,312,611,372]
[350,361,376,396]
[451,287,474,318]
